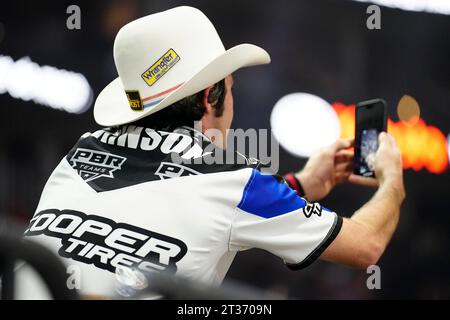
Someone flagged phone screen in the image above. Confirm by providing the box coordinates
[354,99,387,177]
[357,128,379,176]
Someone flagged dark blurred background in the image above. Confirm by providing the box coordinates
[0,0,449,299]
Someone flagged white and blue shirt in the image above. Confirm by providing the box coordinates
[23,126,342,297]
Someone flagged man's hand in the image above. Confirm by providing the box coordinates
[297,133,404,201]
[297,139,354,201]
[374,132,404,188]
[320,133,405,269]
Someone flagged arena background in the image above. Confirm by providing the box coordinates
[0,0,449,299]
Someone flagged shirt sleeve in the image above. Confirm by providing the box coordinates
[229,169,343,270]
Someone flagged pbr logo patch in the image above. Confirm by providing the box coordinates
[69,148,126,182]
[126,90,144,111]
[141,48,180,87]
[155,162,201,180]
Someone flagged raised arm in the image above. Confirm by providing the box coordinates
[320,133,405,268]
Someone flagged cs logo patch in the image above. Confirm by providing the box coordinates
[302,202,322,218]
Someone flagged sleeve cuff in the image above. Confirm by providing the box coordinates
[285,215,343,271]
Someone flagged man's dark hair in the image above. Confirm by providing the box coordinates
[132,79,226,131]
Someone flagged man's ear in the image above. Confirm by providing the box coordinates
[201,86,214,115]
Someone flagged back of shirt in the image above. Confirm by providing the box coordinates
[24,125,341,297]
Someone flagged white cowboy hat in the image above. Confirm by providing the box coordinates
[94,6,271,127]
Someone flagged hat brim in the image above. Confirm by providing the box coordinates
[94,44,271,127]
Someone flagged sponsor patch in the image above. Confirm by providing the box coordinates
[302,202,322,218]
[25,209,187,274]
[141,49,180,87]
[69,148,126,182]
[155,162,201,180]
[126,90,144,111]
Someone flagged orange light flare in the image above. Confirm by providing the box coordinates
[332,103,449,174]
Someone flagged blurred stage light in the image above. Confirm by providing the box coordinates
[353,0,450,15]
[270,93,340,158]
[333,102,449,174]
[448,133,450,165]
[0,55,93,114]
[397,95,420,126]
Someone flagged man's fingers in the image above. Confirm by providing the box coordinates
[335,150,353,164]
[348,174,379,188]
[344,138,355,148]
[335,172,352,183]
[335,161,353,174]
[330,139,354,153]
[379,132,394,147]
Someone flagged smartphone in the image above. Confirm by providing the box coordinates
[353,99,388,177]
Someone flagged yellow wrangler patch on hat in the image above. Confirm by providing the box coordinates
[141,49,180,87]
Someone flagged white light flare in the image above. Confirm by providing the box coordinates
[270,93,341,158]
[353,0,450,15]
[0,55,93,114]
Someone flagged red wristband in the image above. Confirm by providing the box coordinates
[284,173,305,197]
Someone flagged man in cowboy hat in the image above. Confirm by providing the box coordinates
[24,6,404,298]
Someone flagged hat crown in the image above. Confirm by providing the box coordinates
[94,6,270,127]
[113,6,225,103]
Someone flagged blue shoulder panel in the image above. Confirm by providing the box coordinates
[237,169,307,219]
